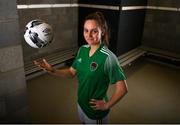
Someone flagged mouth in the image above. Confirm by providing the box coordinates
[87,38,94,41]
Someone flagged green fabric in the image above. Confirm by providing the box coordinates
[72,44,126,119]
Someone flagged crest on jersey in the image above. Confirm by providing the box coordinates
[90,62,98,71]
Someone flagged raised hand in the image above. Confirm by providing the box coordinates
[34,59,54,72]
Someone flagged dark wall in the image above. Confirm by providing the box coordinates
[78,7,120,54]
[78,0,147,56]
[121,0,147,6]
[145,0,179,7]
[117,0,147,55]
[142,0,180,54]
[117,10,146,55]
[78,0,120,5]
[78,1,120,54]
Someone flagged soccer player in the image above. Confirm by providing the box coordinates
[34,11,128,124]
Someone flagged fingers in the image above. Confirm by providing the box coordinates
[34,58,48,69]
[33,60,38,65]
[89,99,97,109]
[43,59,48,64]
[89,99,107,111]
[33,60,41,68]
[42,59,51,67]
[89,99,97,110]
[89,99,97,104]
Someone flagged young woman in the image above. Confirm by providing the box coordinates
[34,11,128,124]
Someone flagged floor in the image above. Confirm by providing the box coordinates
[26,57,180,124]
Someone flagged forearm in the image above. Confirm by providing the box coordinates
[106,80,128,109]
[47,67,75,78]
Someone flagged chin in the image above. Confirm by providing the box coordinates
[86,41,94,45]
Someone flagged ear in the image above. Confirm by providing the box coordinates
[101,28,105,36]
[101,32,104,36]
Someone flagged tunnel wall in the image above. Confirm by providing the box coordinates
[0,0,30,123]
[17,0,78,63]
[142,0,180,54]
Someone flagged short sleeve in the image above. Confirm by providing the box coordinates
[71,47,81,70]
[104,53,126,84]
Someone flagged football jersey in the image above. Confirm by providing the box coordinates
[72,44,126,119]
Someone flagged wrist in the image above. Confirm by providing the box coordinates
[105,102,110,110]
[47,67,56,73]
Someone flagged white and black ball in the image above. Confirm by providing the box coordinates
[24,19,53,48]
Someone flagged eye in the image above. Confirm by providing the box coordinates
[84,29,88,33]
[92,29,98,34]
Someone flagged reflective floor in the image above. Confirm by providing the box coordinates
[27,57,180,123]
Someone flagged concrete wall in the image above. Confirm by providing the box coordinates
[142,0,180,54]
[0,0,79,123]
[0,0,30,123]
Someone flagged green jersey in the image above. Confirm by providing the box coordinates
[72,44,126,119]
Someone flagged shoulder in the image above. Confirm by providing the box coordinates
[81,44,90,49]
[100,46,120,68]
[100,46,117,60]
[77,44,90,53]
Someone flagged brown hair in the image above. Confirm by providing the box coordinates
[84,11,109,46]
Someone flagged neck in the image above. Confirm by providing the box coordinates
[89,43,101,57]
[90,43,100,51]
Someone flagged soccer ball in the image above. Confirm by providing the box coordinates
[24,19,53,48]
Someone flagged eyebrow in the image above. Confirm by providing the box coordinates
[83,27,98,30]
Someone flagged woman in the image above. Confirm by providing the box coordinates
[34,11,128,124]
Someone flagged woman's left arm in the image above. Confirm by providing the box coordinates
[106,80,128,109]
[90,80,128,111]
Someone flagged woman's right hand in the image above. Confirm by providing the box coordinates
[34,59,54,72]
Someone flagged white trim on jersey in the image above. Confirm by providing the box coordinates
[102,47,109,52]
[101,47,111,55]
[100,49,110,56]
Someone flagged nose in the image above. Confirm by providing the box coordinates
[87,31,92,38]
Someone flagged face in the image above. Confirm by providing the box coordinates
[83,20,102,46]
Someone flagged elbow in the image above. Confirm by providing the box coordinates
[122,85,128,97]
[123,80,128,95]
[116,80,128,96]
[124,87,128,95]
